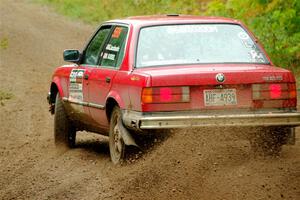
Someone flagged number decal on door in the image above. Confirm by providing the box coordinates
[69,69,85,103]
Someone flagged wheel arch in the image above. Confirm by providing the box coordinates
[50,77,65,103]
[105,90,126,122]
[106,97,119,123]
[49,82,59,104]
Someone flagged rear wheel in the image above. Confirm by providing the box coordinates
[54,93,76,148]
[109,106,126,164]
[250,127,289,156]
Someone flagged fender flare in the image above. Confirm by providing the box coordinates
[50,76,65,102]
[105,90,125,109]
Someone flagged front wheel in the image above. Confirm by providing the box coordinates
[54,93,76,148]
[109,106,126,164]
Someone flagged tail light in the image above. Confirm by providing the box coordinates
[142,86,190,104]
[269,84,282,99]
[252,83,297,108]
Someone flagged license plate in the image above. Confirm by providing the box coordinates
[204,89,237,106]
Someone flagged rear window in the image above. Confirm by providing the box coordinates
[136,24,268,68]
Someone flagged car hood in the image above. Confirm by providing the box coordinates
[133,64,295,86]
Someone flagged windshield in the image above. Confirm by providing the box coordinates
[136,24,268,68]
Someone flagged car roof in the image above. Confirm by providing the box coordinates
[106,15,241,26]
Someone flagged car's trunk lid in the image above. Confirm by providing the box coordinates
[135,64,296,111]
[135,64,294,86]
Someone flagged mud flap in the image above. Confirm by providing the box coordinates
[286,127,295,145]
[117,120,138,147]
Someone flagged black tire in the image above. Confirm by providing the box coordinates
[109,106,126,164]
[250,127,286,156]
[54,93,76,148]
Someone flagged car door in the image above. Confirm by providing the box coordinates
[87,25,129,128]
[75,25,113,126]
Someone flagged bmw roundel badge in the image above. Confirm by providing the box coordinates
[216,73,225,83]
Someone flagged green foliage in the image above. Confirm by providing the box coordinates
[35,0,204,23]
[0,90,13,106]
[206,0,300,74]
[0,37,9,50]
[36,0,299,79]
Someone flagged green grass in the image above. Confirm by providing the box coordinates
[0,90,13,106]
[0,37,8,50]
[34,0,208,24]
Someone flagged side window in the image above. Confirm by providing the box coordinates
[100,26,128,68]
[82,26,111,65]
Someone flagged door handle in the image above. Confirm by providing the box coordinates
[105,77,111,83]
[84,74,89,80]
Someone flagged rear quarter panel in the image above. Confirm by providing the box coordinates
[111,71,150,111]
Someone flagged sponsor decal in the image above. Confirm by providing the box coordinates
[69,69,85,103]
[106,44,120,52]
[249,49,265,63]
[242,40,254,48]
[112,27,123,38]
[237,32,249,40]
[103,53,116,61]
[166,25,218,34]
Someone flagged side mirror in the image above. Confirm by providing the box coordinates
[63,49,80,63]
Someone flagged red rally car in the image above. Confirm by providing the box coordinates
[47,15,300,164]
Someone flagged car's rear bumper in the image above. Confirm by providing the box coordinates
[122,110,300,130]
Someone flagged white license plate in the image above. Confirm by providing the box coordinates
[204,89,237,106]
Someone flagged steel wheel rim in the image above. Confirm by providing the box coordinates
[113,125,123,155]
[110,111,124,163]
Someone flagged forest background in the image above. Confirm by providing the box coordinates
[36,0,300,83]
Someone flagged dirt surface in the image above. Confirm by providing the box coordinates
[0,1,300,199]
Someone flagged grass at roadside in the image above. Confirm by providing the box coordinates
[0,90,13,106]
[34,0,102,23]
[34,0,207,24]
[0,37,9,50]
